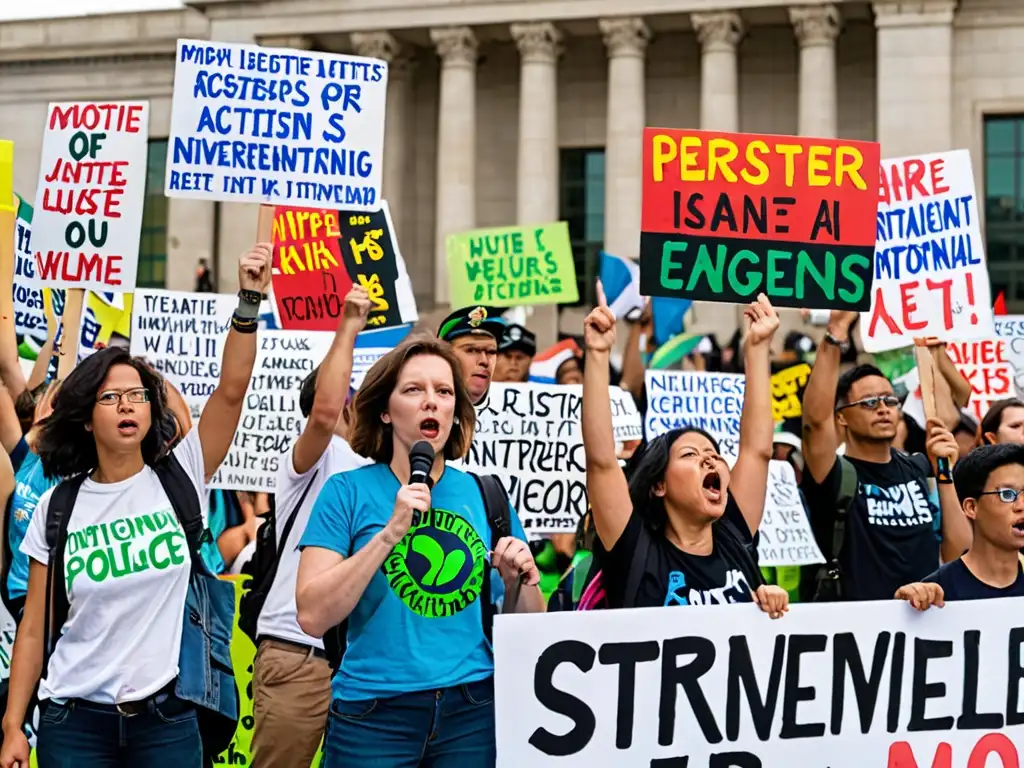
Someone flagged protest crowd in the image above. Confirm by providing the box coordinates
[0,32,1021,768]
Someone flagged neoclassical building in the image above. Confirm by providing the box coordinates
[1,0,1023,340]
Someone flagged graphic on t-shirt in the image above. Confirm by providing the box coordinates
[64,508,189,594]
[382,508,487,618]
[663,569,752,606]
[863,481,933,528]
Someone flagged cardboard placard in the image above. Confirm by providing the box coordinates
[639,129,880,310]
[770,362,811,423]
[759,461,824,567]
[13,199,47,339]
[995,314,1024,394]
[863,150,992,352]
[271,202,416,331]
[166,40,387,209]
[32,102,149,291]
[494,598,1024,767]
[446,222,579,308]
[644,370,745,461]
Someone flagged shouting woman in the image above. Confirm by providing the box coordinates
[0,245,271,768]
[296,335,544,767]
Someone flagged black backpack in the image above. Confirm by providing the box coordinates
[811,456,860,602]
[0,494,24,622]
[43,454,239,758]
[237,470,320,647]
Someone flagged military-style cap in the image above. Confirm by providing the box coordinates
[499,324,537,357]
[437,305,506,343]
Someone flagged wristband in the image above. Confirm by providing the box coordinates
[235,291,260,320]
[231,314,257,334]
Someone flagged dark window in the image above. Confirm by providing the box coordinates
[984,115,1024,308]
[559,148,605,306]
[137,139,168,288]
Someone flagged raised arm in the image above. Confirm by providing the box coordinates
[924,417,972,560]
[730,294,780,534]
[801,311,857,483]
[932,342,972,411]
[582,282,633,550]
[198,245,271,479]
[292,286,370,475]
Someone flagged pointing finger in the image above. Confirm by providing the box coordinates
[595,280,608,309]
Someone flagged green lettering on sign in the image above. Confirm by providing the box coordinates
[728,249,760,297]
[686,243,724,294]
[767,250,793,298]
[660,242,687,290]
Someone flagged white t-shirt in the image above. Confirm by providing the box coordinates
[256,437,370,648]
[21,430,207,704]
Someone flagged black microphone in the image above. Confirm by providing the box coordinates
[409,441,435,488]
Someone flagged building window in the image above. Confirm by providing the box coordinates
[559,148,605,306]
[984,115,1024,306]
[137,140,168,288]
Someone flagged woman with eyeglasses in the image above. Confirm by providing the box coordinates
[801,311,972,603]
[0,245,271,768]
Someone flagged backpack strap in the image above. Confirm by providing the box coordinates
[42,474,88,680]
[831,456,859,563]
[264,469,319,590]
[622,521,652,609]
[472,474,511,643]
[152,452,209,575]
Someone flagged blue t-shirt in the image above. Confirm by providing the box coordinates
[924,558,1024,600]
[300,463,526,701]
[7,449,58,601]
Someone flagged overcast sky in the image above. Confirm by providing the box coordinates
[0,0,184,22]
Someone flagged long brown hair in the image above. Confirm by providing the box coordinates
[350,335,477,463]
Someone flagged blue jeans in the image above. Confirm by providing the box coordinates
[36,695,203,768]
[323,677,496,768]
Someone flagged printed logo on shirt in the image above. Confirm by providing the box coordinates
[64,509,188,595]
[13,480,41,522]
[663,569,752,606]
[382,508,487,618]
[863,481,933,527]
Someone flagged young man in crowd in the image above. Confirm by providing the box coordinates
[494,323,536,383]
[897,443,1024,607]
[800,311,972,601]
[437,305,505,405]
[250,286,372,768]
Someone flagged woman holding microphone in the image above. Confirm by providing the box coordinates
[296,335,543,767]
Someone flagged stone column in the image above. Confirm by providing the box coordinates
[874,0,956,157]
[430,26,478,305]
[352,32,414,245]
[511,22,562,346]
[691,12,745,334]
[790,4,841,138]
[692,11,744,132]
[599,17,649,263]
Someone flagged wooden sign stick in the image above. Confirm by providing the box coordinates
[914,342,951,482]
[256,204,275,246]
[57,289,85,380]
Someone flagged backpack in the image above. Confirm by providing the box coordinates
[0,494,23,621]
[237,470,319,646]
[811,456,860,602]
[574,527,652,611]
[44,454,239,758]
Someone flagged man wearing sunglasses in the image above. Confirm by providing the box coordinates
[896,443,1024,607]
[801,311,972,602]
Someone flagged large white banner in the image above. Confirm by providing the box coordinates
[166,40,387,209]
[495,599,1024,767]
[32,101,149,291]
[465,383,643,535]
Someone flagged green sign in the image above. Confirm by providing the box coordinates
[446,222,578,308]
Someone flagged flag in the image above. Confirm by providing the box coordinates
[648,333,704,370]
[994,292,1008,316]
[355,323,414,349]
[529,338,582,384]
[651,297,692,346]
[598,251,644,320]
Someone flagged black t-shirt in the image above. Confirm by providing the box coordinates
[924,558,1024,600]
[602,497,762,609]
[802,450,939,601]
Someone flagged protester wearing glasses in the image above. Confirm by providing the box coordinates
[801,311,972,603]
[0,246,270,768]
[896,443,1024,608]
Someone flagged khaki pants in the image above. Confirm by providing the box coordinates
[251,638,333,768]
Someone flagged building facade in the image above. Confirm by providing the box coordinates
[1,0,1023,339]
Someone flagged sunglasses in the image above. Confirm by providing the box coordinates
[980,488,1024,504]
[836,395,901,412]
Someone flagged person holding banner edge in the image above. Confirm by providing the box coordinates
[296,335,542,767]
[581,283,789,613]
[0,244,272,768]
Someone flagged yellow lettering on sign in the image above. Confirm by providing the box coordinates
[357,274,389,312]
[350,230,384,266]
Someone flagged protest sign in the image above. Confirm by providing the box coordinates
[945,340,1011,422]
[758,461,823,567]
[271,202,416,331]
[995,314,1024,395]
[494,597,1024,767]
[464,384,642,534]
[166,40,387,209]
[446,222,578,307]
[351,322,413,390]
[863,150,992,352]
[639,129,879,310]
[131,289,237,417]
[32,102,149,291]
[770,362,810,423]
[210,331,333,492]
[13,198,47,339]
[645,370,744,461]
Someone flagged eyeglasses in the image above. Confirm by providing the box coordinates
[836,395,901,412]
[97,388,150,406]
[980,488,1024,504]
